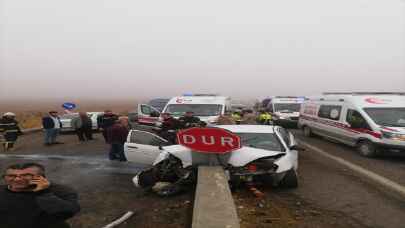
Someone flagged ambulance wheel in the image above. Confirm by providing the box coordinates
[279,169,298,188]
[303,126,313,137]
[357,140,377,157]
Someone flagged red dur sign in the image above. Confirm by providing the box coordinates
[177,127,241,154]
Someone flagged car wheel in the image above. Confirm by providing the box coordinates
[303,126,313,137]
[135,169,158,188]
[357,140,377,157]
[279,169,298,188]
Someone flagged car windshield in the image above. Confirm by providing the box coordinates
[236,133,284,152]
[274,103,301,112]
[165,104,222,117]
[363,108,405,127]
[148,99,169,112]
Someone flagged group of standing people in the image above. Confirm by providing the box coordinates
[1,109,129,162]
[158,111,205,144]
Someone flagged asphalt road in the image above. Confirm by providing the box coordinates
[0,132,192,228]
[1,130,404,228]
[291,129,405,228]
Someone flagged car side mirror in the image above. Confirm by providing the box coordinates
[290,145,305,151]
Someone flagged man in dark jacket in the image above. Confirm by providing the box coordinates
[0,163,80,228]
[42,111,63,146]
[106,117,129,161]
[71,112,93,141]
[0,112,22,151]
[178,111,205,128]
[159,113,182,144]
[97,110,118,143]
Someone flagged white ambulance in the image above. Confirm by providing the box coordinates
[298,92,405,157]
[161,94,232,125]
[266,96,305,127]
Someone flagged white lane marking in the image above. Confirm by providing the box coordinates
[298,140,405,199]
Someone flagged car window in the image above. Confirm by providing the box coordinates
[347,109,371,130]
[141,105,152,115]
[274,103,301,112]
[236,133,284,152]
[277,127,290,146]
[130,131,166,146]
[363,107,405,127]
[318,105,342,121]
[165,104,222,117]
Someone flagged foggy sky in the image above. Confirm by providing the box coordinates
[1,0,404,101]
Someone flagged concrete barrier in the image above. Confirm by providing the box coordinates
[192,166,240,228]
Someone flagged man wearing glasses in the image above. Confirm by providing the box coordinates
[0,163,80,228]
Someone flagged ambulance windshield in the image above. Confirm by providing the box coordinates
[364,108,405,127]
[165,104,222,117]
[274,103,301,112]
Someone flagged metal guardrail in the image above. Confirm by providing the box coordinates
[21,127,43,134]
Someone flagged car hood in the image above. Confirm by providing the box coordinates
[160,145,285,168]
[380,126,405,134]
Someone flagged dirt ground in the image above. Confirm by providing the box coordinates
[234,187,368,228]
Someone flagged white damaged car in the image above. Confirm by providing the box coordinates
[124,125,302,194]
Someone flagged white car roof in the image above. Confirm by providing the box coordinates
[167,96,229,105]
[307,95,405,108]
[216,125,276,134]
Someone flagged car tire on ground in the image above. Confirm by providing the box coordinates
[357,140,377,157]
[303,126,313,137]
[135,169,158,188]
[278,169,298,188]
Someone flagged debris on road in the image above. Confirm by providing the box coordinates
[102,211,135,228]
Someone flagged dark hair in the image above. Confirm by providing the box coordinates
[5,163,46,176]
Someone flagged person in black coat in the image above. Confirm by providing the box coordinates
[0,112,22,151]
[0,163,80,228]
[42,111,63,146]
[178,111,205,128]
[97,110,118,143]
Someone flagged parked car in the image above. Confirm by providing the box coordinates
[60,112,103,132]
[125,125,300,190]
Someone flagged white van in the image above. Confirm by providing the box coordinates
[162,94,232,125]
[266,96,305,127]
[298,92,405,157]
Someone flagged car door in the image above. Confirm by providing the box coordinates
[344,109,372,146]
[124,130,169,165]
[315,105,343,141]
[137,104,161,125]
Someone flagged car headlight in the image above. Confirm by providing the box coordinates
[381,131,405,141]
